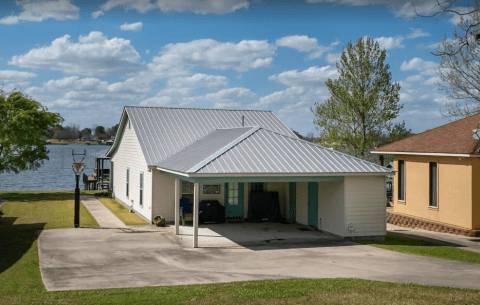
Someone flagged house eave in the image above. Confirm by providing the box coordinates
[371,151,480,158]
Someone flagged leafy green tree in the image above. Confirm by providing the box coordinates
[312,37,402,159]
[0,90,63,174]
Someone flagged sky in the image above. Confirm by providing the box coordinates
[0,0,473,136]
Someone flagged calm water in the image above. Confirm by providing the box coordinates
[0,145,110,191]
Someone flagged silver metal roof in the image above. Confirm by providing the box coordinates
[125,106,297,165]
[157,127,392,175]
[157,127,255,173]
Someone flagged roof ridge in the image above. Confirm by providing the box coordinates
[187,126,260,173]
[125,106,273,112]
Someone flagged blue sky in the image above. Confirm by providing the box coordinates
[0,0,471,135]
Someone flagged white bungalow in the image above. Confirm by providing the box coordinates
[106,106,393,247]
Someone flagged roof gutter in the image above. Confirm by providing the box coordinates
[371,151,480,158]
[155,166,393,177]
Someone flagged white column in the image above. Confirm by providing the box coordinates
[174,178,180,235]
[193,182,199,248]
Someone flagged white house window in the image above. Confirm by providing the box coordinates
[126,168,130,198]
[228,182,239,205]
[139,171,144,207]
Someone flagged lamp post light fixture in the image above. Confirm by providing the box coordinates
[72,150,86,228]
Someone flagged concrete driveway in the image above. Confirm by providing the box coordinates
[38,223,480,291]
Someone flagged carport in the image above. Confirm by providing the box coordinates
[153,126,392,248]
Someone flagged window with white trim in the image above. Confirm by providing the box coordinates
[429,162,437,207]
[126,168,130,198]
[227,182,239,205]
[139,171,144,207]
[398,160,405,201]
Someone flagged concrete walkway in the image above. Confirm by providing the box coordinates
[387,223,480,253]
[81,196,126,228]
[38,224,480,291]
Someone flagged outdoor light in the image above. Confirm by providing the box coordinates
[72,150,86,228]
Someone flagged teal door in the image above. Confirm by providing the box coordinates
[308,182,318,227]
[225,183,244,219]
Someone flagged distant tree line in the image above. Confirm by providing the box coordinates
[46,124,119,141]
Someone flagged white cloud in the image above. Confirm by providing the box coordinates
[9,31,142,76]
[154,39,275,72]
[120,21,143,31]
[166,74,228,89]
[0,70,36,91]
[306,0,447,19]
[268,66,338,87]
[374,36,405,50]
[252,65,337,132]
[26,75,149,109]
[400,57,438,75]
[0,0,79,24]
[201,87,256,108]
[276,35,318,52]
[325,53,341,64]
[102,0,249,14]
[92,10,105,19]
[407,28,430,39]
[276,35,338,59]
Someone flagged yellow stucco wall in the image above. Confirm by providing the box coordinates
[394,155,474,229]
[472,159,480,229]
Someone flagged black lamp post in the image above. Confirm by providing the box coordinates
[72,150,85,228]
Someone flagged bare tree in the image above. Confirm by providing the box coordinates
[431,1,480,118]
[417,1,480,56]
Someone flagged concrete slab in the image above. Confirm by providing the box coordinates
[169,222,339,249]
[388,223,480,253]
[81,196,126,228]
[38,223,480,292]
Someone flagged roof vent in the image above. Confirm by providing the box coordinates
[242,115,245,127]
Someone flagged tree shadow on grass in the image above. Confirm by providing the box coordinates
[0,217,46,275]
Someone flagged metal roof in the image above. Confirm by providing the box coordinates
[124,106,297,165]
[157,127,256,173]
[157,127,392,175]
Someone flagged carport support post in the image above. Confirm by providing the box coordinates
[193,182,199,248]
[174,178,180,235]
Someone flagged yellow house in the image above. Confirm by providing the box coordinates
[373,114,480,237]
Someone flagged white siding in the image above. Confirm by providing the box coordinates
[111,117,153,221]
[152,170,175,221]
[296,182,308,225]
[318,182,346,236]
[344,176,386,237]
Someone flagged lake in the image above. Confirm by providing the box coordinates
[0,145,110,191]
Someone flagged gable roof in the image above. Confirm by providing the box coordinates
[157,127,392,175]
[107,106,297,165]
[374,113,480,155]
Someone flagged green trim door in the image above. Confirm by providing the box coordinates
[225,182,244,219]
[289,182,296,222]
[308,182,318,227]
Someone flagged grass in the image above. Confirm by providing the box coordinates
[95,195,148,226]
[0,191,99,229]
[0,191,479,304]
[359,233,480,264]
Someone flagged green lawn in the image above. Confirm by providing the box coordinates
[359,233,480,264]
[0,191,479,304]
[95,196,148,226]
